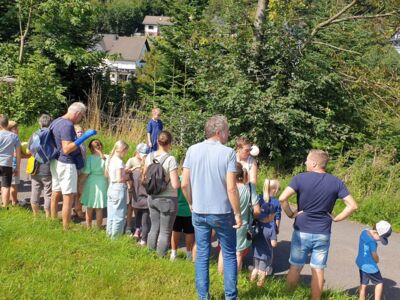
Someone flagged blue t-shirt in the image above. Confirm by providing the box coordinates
[0,131,20,167]
[289,172,350,234]
[258,195,282,221]
[252,222,277,260]
[147,119,163,151]
[356,229,379,274]
[50,117,82,165]
[183,140,237,214]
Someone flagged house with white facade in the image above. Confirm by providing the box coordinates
[142,16,172,36]
[95,34,150,83]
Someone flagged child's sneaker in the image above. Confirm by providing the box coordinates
[133,229,141,240]
[139,240,146,246]
[266,266,273,275]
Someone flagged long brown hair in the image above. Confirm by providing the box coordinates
[236,162,248,183]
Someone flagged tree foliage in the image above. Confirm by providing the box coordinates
[136,0,400,165]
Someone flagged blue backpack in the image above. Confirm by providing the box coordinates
[29,128,59,164]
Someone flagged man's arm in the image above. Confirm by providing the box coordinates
[227,171,242,228]
[279,186,298,218]
[61,140,78,155]
[181,167,192,209]
[331,195,358,222]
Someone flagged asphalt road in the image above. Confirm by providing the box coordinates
[17,159,399,299]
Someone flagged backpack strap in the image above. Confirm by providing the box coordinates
[157,153,170,166]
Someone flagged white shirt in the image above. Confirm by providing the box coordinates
[108,156,125,183]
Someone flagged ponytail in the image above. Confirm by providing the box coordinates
[236,162,249,183]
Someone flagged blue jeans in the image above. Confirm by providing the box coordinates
[192,213,237,300]
[106,183,127,238]
[289,230,331,269]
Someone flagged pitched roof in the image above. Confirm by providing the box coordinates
[97,35,149,61]
[142,16,172,26]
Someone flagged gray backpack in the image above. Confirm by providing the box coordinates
[143,153,170,195]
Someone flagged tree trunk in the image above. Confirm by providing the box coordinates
[254,0,267,43]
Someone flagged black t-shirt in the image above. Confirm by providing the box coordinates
[289,172,350,234]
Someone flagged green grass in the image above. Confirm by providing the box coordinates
[0,208,353,300]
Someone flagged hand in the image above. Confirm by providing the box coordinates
[148,142,152,148]
[291,210,303,218]
[233,213,242,229]
[13,169,19,177]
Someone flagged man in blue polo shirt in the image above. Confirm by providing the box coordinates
[182,115,242,300]
[279,149,358,300]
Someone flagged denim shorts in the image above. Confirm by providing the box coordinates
[289,230,331,269]
[359,269,383,285]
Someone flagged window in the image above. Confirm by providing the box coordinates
[148,25,154,30]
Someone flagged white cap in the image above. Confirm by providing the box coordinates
[250,145,260,157]
[376,220,392,245]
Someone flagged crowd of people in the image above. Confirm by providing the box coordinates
[0,103,393,300]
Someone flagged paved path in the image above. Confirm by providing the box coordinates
[17,159,399,299]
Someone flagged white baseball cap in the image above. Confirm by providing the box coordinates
[136,143,148,158]
[376,220,392,245]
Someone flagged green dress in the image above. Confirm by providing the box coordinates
[81,155,108,208]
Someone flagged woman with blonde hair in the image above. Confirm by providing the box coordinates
[105,140,129,238]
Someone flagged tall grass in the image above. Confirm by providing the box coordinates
[86,81,147,150]
[0,208,354,300]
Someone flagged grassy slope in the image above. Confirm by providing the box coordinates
[0,209,353,300]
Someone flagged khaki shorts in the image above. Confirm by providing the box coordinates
[50,160,77,195]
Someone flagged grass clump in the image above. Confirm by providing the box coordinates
[0,208,353,300]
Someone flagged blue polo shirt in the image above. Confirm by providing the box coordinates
[147,119,163,151]
[183,140,237,214]
[289,172,349,234]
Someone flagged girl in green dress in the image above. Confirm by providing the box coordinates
[79,139,108,228]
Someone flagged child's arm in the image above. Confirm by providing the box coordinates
[371,251,379,263]
[271,240,278,248]
[14,146,21,176]
[147,133,152,148]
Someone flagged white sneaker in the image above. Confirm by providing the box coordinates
[19,199,27,206]
[139,240,146,246]
[266,266,273,275]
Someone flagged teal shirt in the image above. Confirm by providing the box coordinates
[177,176,191,217]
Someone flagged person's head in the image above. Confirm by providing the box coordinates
[67,102,87,124]
[305,149,329,171]
[158,130,173,150]
[258,202,276,224]
[110,140,129,158]
[74,125,84,138]
[204,115,229,144]
[38,114,52,128]
[152,108,161,120]
[263,179,280,202]
[235,162,248,183]
[7,120,18,134]
[373,220,392,246]
[88,139,103,154]
[135,143,148,159]
[0,114,9,130]
[236,136,252,160]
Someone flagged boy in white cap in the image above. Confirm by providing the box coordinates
[356,220,392,300]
